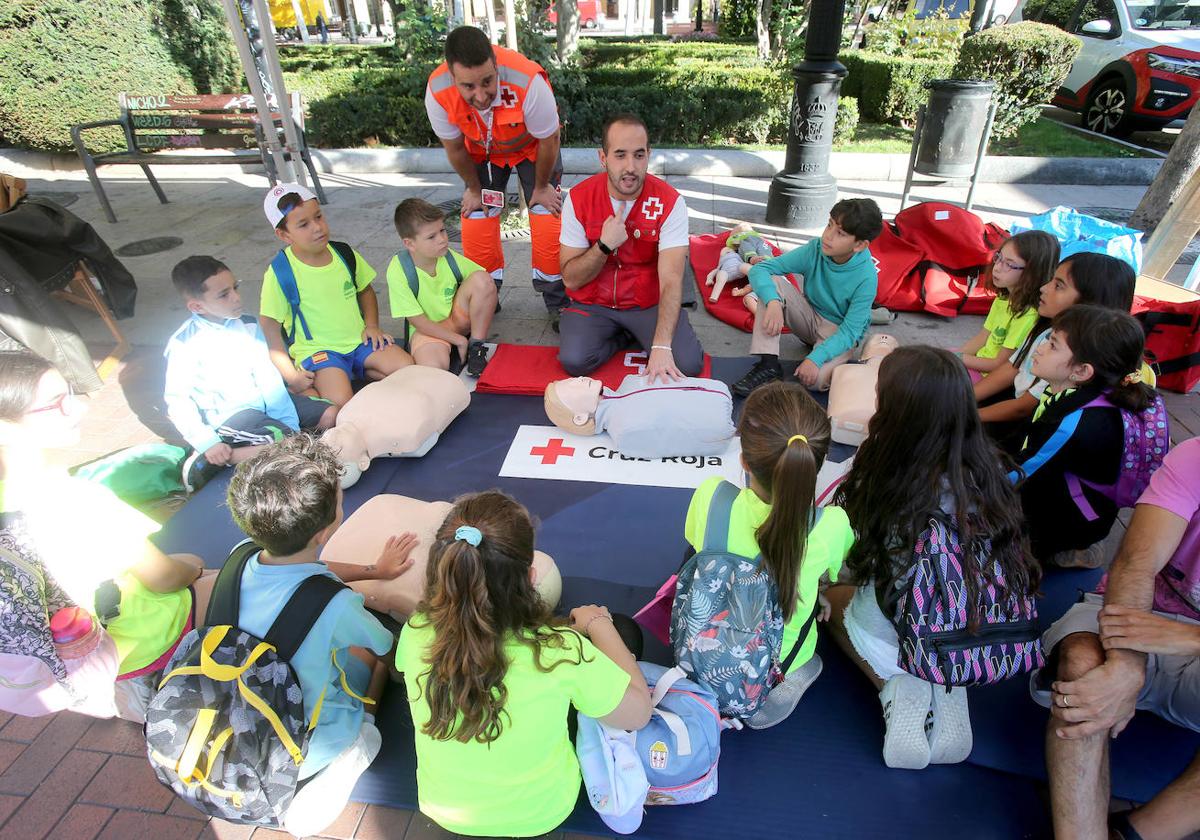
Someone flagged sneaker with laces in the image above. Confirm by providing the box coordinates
[879,673,932,769]
[1049,542,1108,569]
[466,341,490,377]
[181,449,222,494]
[732,358,783,397]
[746,654,823,730]
[927,684,972,764]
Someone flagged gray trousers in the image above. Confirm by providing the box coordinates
[750,275,857,391]
[557,302,704,377]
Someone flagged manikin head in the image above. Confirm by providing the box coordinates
[544,377,603,435]
[860,333,899,363]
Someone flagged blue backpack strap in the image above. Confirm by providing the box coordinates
[270,250,312,346]
[701,480,741,554]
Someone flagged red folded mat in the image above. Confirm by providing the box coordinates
[475,344,712,396]
[688,231,794,333]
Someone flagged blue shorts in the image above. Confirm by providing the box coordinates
[300,344,374,380]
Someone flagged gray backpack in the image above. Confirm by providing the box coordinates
[670,481,821,719]
[145,541,345,825]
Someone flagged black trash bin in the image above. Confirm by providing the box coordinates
[915,79,995,179]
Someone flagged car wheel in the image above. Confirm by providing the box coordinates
[1083,77,1136,138]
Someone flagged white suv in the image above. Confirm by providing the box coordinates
[1011,0,1200,136]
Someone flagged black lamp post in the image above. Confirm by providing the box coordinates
[765,0,849,229]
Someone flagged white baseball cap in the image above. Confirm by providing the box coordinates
[576,715,648,834]
[263,182,318,228]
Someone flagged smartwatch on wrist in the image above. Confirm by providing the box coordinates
[597,239,614,256]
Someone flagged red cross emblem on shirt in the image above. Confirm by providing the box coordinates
[530,438,575,465]
[641,196,664,222]
[498,85,519,109]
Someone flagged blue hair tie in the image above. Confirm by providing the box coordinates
[454,526,482,547]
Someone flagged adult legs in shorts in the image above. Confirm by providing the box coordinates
[471,155,566,313]
[557,302,703,377]
[1037,595,1200,839]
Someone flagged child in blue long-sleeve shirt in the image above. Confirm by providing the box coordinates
[732,199,883,396]
[164,256,338,491]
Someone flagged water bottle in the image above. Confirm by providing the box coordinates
[50,607,102,660]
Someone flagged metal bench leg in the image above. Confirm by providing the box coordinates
[79,155,118,224]
[303,148,328,204]
[140,165,169,205]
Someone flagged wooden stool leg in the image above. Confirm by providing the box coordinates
[63,262,129,380]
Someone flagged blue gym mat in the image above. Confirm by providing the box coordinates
[154,357,1198,837]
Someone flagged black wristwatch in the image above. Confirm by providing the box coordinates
[597,239,614,256]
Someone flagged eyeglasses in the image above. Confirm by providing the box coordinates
[993,252,1026,273]
[28,387,75,416]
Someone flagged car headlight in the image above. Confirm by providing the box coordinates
[1148,51,1200,79]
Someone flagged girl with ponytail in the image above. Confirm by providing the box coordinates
[395,490,650,838]
[1015,305,1168,567]
[678,382,851,729]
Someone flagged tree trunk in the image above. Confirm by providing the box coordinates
[756,0,771,61]
[557,0,580,60]
[484,0,499,42]
[694,0,703,31]
[1129,105,1200,237]
[502,0,518,47]
[653,0,664,34]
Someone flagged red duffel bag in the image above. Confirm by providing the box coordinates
[1133,295,1200,393]
[870,223,924,312]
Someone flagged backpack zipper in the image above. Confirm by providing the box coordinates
[926,618,1039,688]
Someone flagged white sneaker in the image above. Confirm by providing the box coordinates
[928,685,972,764]
[284,721,382,837]
[746,655,823,730]
[879,673,932,770]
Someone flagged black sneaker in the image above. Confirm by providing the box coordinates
[466,341,490,377]
[732,358,783,397]
[181,449,222,494]
[550,311,561,334]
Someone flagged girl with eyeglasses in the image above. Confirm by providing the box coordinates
[0,352,214,721]
[957,231,1059,383]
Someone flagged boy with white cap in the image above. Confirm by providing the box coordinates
[260,183,412,407]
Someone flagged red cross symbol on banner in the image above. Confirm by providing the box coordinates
[530,438,575,465]
[498,85,519,109]
[641,196,664,222]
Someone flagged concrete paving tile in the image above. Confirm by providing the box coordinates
[0,716,49,744]
[0,744,24,782]
[76,715,152,753]
[353,805,412,840]
[0,713,92,795]
[166,797,210,821]
[49,804,115,840]
[316,800,366,838]
[199,820,256,840]
[0,748,106,839]
[0,794,23,829]
[399,813,456,840]
[80,754,175,812]
[95,810,206,840]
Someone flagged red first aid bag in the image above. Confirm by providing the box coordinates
[1133,296,1200,394]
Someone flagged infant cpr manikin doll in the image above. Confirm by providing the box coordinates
[322,495,562,619]
[544,374,735,458]
[826,334,898,446]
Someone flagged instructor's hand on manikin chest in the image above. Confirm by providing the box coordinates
[600,206,629,252]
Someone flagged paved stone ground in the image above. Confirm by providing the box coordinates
[7,164,1197,838]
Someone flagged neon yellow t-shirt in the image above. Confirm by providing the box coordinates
[385,250,484,332]
[260,245,376,364]
[396,619,629,836]
[684,476,853,672]
[980,297,1039,360]
[0,474,189,673]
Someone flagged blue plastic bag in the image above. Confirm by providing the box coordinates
[1010,206,1143,273]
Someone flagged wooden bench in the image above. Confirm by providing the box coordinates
[70,92,327,224]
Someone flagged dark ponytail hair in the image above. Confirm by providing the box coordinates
[0,352,53,422]
[1051,305,1156,412]
[834,347,1038,628]
[738,382,831,620]
[415,490,583,744]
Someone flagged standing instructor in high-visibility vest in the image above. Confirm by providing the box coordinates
[425,26,565,321]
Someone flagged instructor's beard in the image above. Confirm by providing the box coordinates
[608,168,644,200]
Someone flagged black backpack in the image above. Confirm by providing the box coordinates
[145,541,346,825]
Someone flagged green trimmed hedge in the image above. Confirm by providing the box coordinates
[953,22,1080,139]
[839,50,955,125]
[0,0,238,153]
[835,96,860,145]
